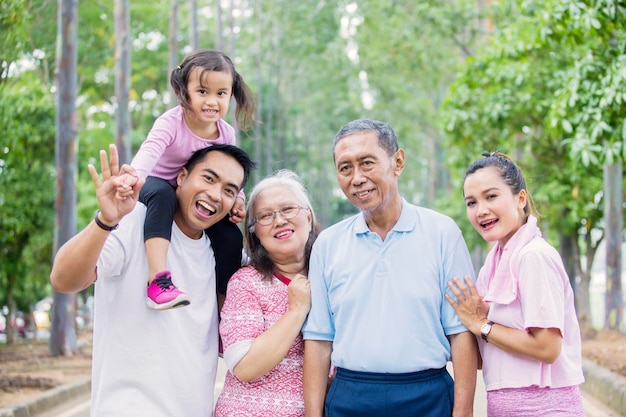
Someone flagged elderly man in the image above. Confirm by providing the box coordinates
[302,119,477,417]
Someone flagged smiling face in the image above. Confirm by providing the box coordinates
[463,166,527,248]
[174,150,244,239]
[184,67,233,134]
[334,131,404,218]
[251,185,313,265]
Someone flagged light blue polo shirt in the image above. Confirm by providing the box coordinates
[302,200,475,373]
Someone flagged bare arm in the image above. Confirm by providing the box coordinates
[303,339,332,417]
[50,145,144,293]
[446,276,562,363]
[50,218,113,293]
[233,275,311,382]
[449,331,477,417]
[477,324,562,363]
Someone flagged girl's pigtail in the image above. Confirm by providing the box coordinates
[232,71,256,132]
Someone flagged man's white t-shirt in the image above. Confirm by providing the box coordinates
[93,204,219,416]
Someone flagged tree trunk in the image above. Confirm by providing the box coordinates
[425,127,436,207]
[6,291,17,345]
[189,0,198,50]
[578,270,593,332]
[50,292,77,356]
[264,37,276,177]
[51,0,78,356]
[578,218,602,334]
[227,0,235,56]
[559,231,577,300]
[252,0,262,185]
[168,0,179,106]
[216,0,224,51]
[225,0,237,136]
[114,0,132,164]
[571,227,592,333]
[264,87,274,176]
[604,160,623,331]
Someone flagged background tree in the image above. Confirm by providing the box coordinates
[0,0,29,83]
[51,0,79,356]
[114,0,132,164]
[189,0,198,51]
[168,0,180,104]
[545,0,626,331]
[441,0,625,331]
[1,0,623,347]
[0,74,56,344]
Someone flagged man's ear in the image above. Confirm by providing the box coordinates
[393,148,405,176]
[177,167,189,187]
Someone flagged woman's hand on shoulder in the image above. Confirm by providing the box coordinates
[445,276,489,335]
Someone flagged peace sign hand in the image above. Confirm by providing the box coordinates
[87,144,145,226]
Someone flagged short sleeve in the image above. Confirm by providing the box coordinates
[302,239,335,341]
[441,230,476,335]
[219,269,265,351]
[517,249,566,333]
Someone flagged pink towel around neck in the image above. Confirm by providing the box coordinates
[476,215,543,305]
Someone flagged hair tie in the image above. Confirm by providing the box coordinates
[482,150,502,158]
[176,65,182,70]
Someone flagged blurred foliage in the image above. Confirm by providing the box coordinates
[0,0,30,82]
[0,0,624,323]
[0,71,56,312]
[441,0,624,252]
[441,0,625,328]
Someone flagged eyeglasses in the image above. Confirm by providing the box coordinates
[253,204,309,226]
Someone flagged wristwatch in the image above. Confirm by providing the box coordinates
[480,321,494,342]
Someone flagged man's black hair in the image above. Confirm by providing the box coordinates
[184,144,256,190]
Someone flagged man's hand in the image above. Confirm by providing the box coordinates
[229,197,246,224]
[88,144,144,226]
[50,144,145,294]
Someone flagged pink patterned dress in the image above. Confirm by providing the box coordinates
[214,266,305,417]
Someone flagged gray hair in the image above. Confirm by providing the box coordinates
[333,119,399,161]
[245,169,318,280]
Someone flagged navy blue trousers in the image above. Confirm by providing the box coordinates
[325,367,454,417]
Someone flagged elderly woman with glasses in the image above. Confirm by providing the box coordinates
[214,169,318,417]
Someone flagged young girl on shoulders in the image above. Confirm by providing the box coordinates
[446,152,585,416]
[131,49,255,310]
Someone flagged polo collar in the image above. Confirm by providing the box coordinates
[354,199,415,235]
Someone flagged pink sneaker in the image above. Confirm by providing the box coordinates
[147,271,191,310]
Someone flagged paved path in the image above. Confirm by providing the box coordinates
[18,358,624,417]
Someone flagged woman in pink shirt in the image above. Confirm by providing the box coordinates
[215,170,318,417]
[446,152,585,416]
